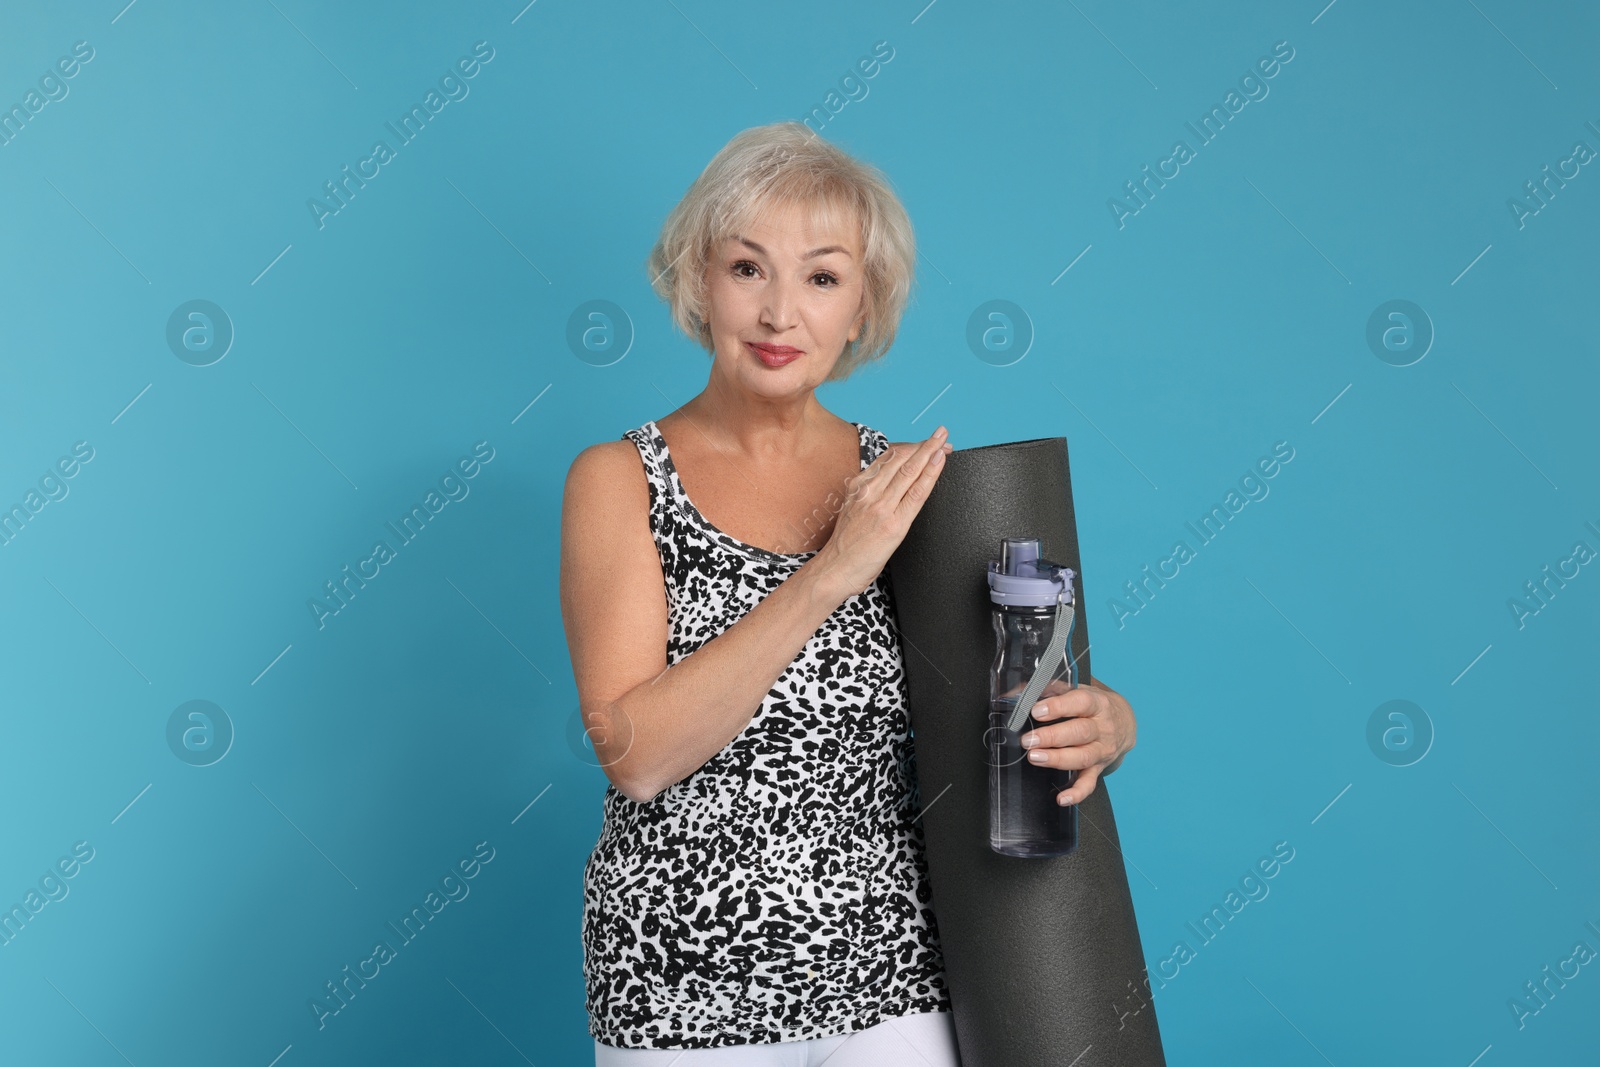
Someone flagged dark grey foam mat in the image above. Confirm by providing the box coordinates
[886,436,1166,1067]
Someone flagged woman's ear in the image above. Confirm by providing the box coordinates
[843,283,867,343]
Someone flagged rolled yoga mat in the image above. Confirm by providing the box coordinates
[886,436,1166,1067]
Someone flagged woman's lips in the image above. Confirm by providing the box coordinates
[746,342,802,368]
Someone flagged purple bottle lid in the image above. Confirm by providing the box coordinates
[987,536,1074,607]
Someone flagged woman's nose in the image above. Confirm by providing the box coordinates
[760,276,798,330]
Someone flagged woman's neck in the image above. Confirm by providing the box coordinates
[676,376,835,459]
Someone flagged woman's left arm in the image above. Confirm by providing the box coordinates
[1017,673,1138,806]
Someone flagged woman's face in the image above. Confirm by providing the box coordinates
[700,198,866,400]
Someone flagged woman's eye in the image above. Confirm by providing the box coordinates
[728,261,839,287]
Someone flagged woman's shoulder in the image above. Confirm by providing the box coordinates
[849,419,890,462]
[562,430,653,514]
[567,433,641,473]
[568,417,661,471]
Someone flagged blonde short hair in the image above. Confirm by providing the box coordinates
[645,121,916,382]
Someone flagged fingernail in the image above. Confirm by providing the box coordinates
[1058,792,1073,806]
[1020,733,1037,748]
[930,449,944,465]
[1028,750,1046,762]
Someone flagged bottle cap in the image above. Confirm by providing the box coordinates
[987,536,1074,607]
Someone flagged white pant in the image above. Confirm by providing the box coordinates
[594,1010,961,1066]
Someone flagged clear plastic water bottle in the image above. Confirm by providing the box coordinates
[986,537,1078,858]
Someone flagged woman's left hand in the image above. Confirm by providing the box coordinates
[1017,675,1137,807]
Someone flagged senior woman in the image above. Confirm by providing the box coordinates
[561,122,1138,1065]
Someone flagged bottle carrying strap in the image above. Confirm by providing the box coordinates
[1004,594,1077,734]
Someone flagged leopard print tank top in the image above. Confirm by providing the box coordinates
[581,418,952,1049]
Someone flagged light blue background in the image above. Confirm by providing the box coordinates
[2,1,1596,1064]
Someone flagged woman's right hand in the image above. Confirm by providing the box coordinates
[812,425,951,598]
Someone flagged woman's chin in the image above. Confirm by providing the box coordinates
[743,369,814,397]
[721,357,812,393]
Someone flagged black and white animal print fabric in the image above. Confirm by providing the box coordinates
[581,419,951,1049]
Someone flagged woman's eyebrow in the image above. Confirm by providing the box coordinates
[735,237,853,260]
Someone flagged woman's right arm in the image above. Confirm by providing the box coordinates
[559,428,949,804]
